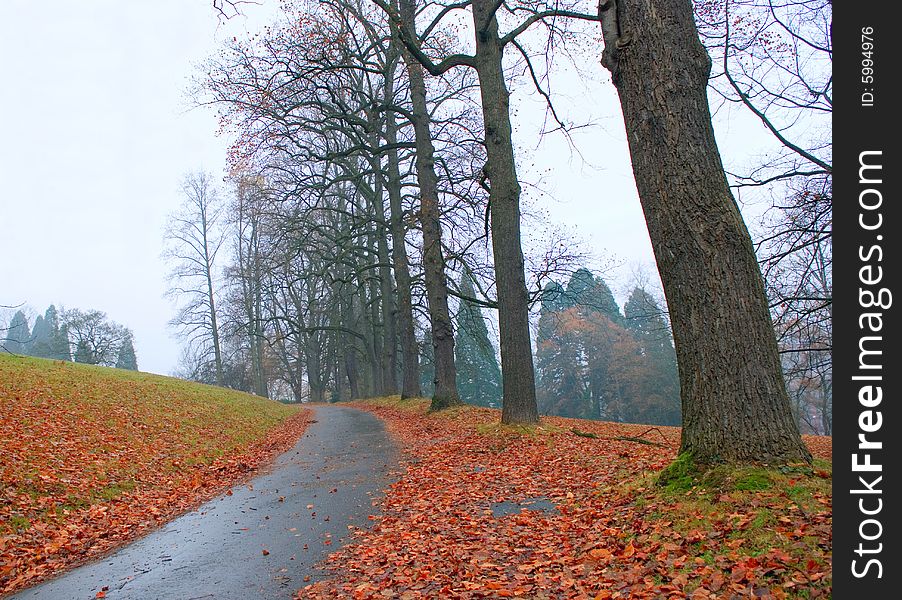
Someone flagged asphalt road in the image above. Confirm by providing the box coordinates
[12,405,396,600]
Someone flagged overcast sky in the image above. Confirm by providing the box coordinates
[0,1,776,376]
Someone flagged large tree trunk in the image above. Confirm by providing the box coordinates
[374,185,399,396]
[365,115,399,396]
[382,81,422,398]
[599,0,810,463]
[398,0,460,410]
[471,0,538,424]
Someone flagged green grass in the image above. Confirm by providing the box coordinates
[626,453,833,595]
[1,354,300,538]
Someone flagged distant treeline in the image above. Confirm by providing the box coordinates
[1,305,137,371]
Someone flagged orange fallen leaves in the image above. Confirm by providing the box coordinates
[298,399,831,599]
[0,355,311,595]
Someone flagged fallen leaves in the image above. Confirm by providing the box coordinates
[0,354,312,595]
[298,398,831,599]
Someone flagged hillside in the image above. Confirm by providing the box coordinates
[301,398,832,599]
[0,354,310,595]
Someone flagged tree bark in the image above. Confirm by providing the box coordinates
[398,0,460,410]
[600,0,810,463]
[382,57,421,399]
[374,186,399,396]
[200,206,225,387]
[471,0,538,424]
[384,114,423,399]
[367,111,400,396]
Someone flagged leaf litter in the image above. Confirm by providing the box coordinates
[299,398,831,599]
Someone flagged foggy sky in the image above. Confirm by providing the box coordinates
[0,0,776,376]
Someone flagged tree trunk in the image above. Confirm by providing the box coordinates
[599,0,810,463]
[471,0,538,424]
[398,0,460,410]
[384,103,422,399]
[373,176,400,397]
[206,257,224,387]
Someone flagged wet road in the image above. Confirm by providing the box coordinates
[13,405,396,600]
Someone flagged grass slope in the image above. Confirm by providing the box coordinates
[301,397,831,599]
[0,354,309,594]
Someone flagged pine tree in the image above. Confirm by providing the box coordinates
[4,311,30,354]
[536,281,592,418]
[116,334,138,370]
[535,308,591,418]
[29,315,51,358]
[73,339,94,364]
[540,281,570,313]
[55,322,72,361]
[454,275,502,408]
[30,305,70,360]
[45,306,72,360]
[565,269,621,321]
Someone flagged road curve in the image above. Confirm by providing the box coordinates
[12,404,396,600]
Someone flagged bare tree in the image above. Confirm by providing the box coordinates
[394,0,461,410]
[164,172,227,386]
[225,173,271,397]
[374,0,604,423]
[62,308,130,367]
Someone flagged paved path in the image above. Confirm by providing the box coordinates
[13,405,396,600]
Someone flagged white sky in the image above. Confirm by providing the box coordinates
[0,1,777,376]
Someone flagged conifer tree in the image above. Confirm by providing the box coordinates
[623,287,681,425]
[73,339,93,364]
[454,275,502,408]
[44,306,71,360]
[116,333,139,371]
[54,322,72,361]
[565,269,621,321]
[539,281,569,314]
[4,311,30,355]
[29,314,57,358]
[28,315,48,356]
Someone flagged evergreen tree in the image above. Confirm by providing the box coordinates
[44,306,71,360]
[565,269,621,321]
[622,287,681,425]
[29,314,51,357]
[26,305,69,359]
[3,311,30,354]
[454,275,502,408]
[536,280,591,418]
[55,322,72,361]
[115,333,139,370]
[540,281,570,313]
[535,273,682,425]
[535,308,590,418]
[624,288,671,352]
[73,339,93,364]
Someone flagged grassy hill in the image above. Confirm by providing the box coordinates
[0,354,309,594]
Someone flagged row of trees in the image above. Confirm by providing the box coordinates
[1,306,138,370]
[175,0,830,463]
